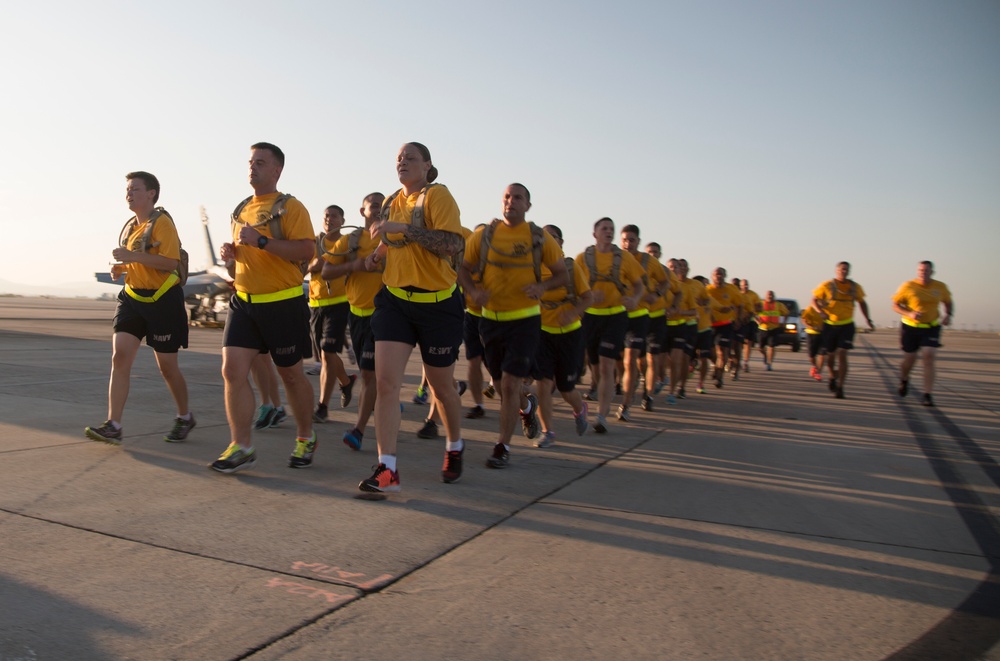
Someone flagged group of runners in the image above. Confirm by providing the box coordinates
[86,141,955,495]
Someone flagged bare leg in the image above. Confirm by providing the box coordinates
[108,332,141,423]
[222,346,259,448]
[153,350,189,416]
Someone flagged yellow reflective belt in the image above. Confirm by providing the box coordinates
[901,317,940,329]
[686,320,698,326]
[585,305,626,316]
[824,318,854,326]
[387,283,457,303]
[466,308,482,318]
[481,305,541,322]
[666,319,687,326]
[350,305,375,317]
[236,286,304,304]
[309,295,349,308]
[124,273,179,303]
[542,319,582,334]
[627,309,649,319]
[805,329,821,335]
[648,309,666,319]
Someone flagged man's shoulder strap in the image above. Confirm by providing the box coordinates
[231,193,293,239]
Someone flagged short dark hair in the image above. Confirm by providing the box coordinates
[594,217,614,232]
[406,142,438,183]
[325,205,345,216]
[363,192,384,204]
[543,224,562,241]
[509,182,531,203]
[920,260,934,269]
[251,142,285,168]
[621,224,640,236]
[126,171,160,205]
[646,242,661,252]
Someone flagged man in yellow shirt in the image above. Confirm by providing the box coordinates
[85,172,194,445]
[811,261,874,399]
[308,204,356,423]
[738,279,762,373]
[576,218,645,433]
[618,225,668,419]
[756,291,789,371]
[801,305,827,381]
[892,261,953,407]
[706,267,743,388]
[211,142,317,473]
[321,192,386,448]
[459,183,567,468]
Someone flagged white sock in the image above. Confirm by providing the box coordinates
[179,412,192,421]
[108,420,122,430]
[379,454,397,471]
[446,439,464,452]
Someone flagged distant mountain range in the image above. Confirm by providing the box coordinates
[0,278,110,299]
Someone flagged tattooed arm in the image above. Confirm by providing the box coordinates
[403,225,465,259]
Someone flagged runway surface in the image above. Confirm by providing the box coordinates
[1,296,998,660]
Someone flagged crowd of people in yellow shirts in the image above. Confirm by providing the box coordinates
[87,141,955,496]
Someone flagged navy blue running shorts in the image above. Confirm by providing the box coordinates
[113,285,189,353]
[371,286,464,368]
[223,293,313,368]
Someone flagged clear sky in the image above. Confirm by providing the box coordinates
[2,1,998,328]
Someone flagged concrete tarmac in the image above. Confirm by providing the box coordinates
[1,296,998,660]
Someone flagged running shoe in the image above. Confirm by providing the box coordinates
[456,380,468,397]
[615,383,622,395]
[535,430,556,448]
[715,375,724,389]
[412,385,429,405]
[288,432,318,468]
[765,363,773,371]
[696,387,706,394]
[616,405,630,422]
[732,368,740,381]
[305,362,322,376]
[269,407,287,428]
[521,394,540,440]
[486,442,510,469]
[253,405,275,430]
[483,383,496,399]
[164,414,196,442]
[359,464,400,493]
[574,402,589,436]
[583,388,596,401]
[809,367,820,380]
[653,380,665,395]
[666,393,677,405]
[829,378,838,392]
[465,405,485,419]
[85,420,122,445]
[677,387,686,399]
[641,395,653,411]
[922,393,934,407]
[313,402,329,423]
[442,449,463,483]
[343,427,363,451]
[340,374,357,408]
[898,380,909,397]
[593,415,608,434]
[210,443,257,473]
[417,419,439,439]
[835,387,845,399]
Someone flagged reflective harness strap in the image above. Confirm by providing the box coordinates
[236,286,303,304]
[481,305,541,322]
[542,320,583,334]
[386,283,457,303]
[350,305,375,317]
[124,273,179,303]
[309,295,349,308]
[901,318,940,329]
[585,305,626,316]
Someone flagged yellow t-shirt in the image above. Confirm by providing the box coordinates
[324,229,384,311]
[232,193,314,295]
[381,185,463,291]
[458,226,483,314]
[540,258,591,330]
[668,277,698,323]
[463,221,563,313]
[310,233,348,303]
[801,307,824,334]
[706,282,743,326]
[742,289,761,319]
[634,253,669,314]
[757,300,789,330]
[893,279,952,326]
[575,248,645,310]
[813,279,866,324]
[122,211,181,290]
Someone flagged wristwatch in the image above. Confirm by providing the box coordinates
[257,235,269,250]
